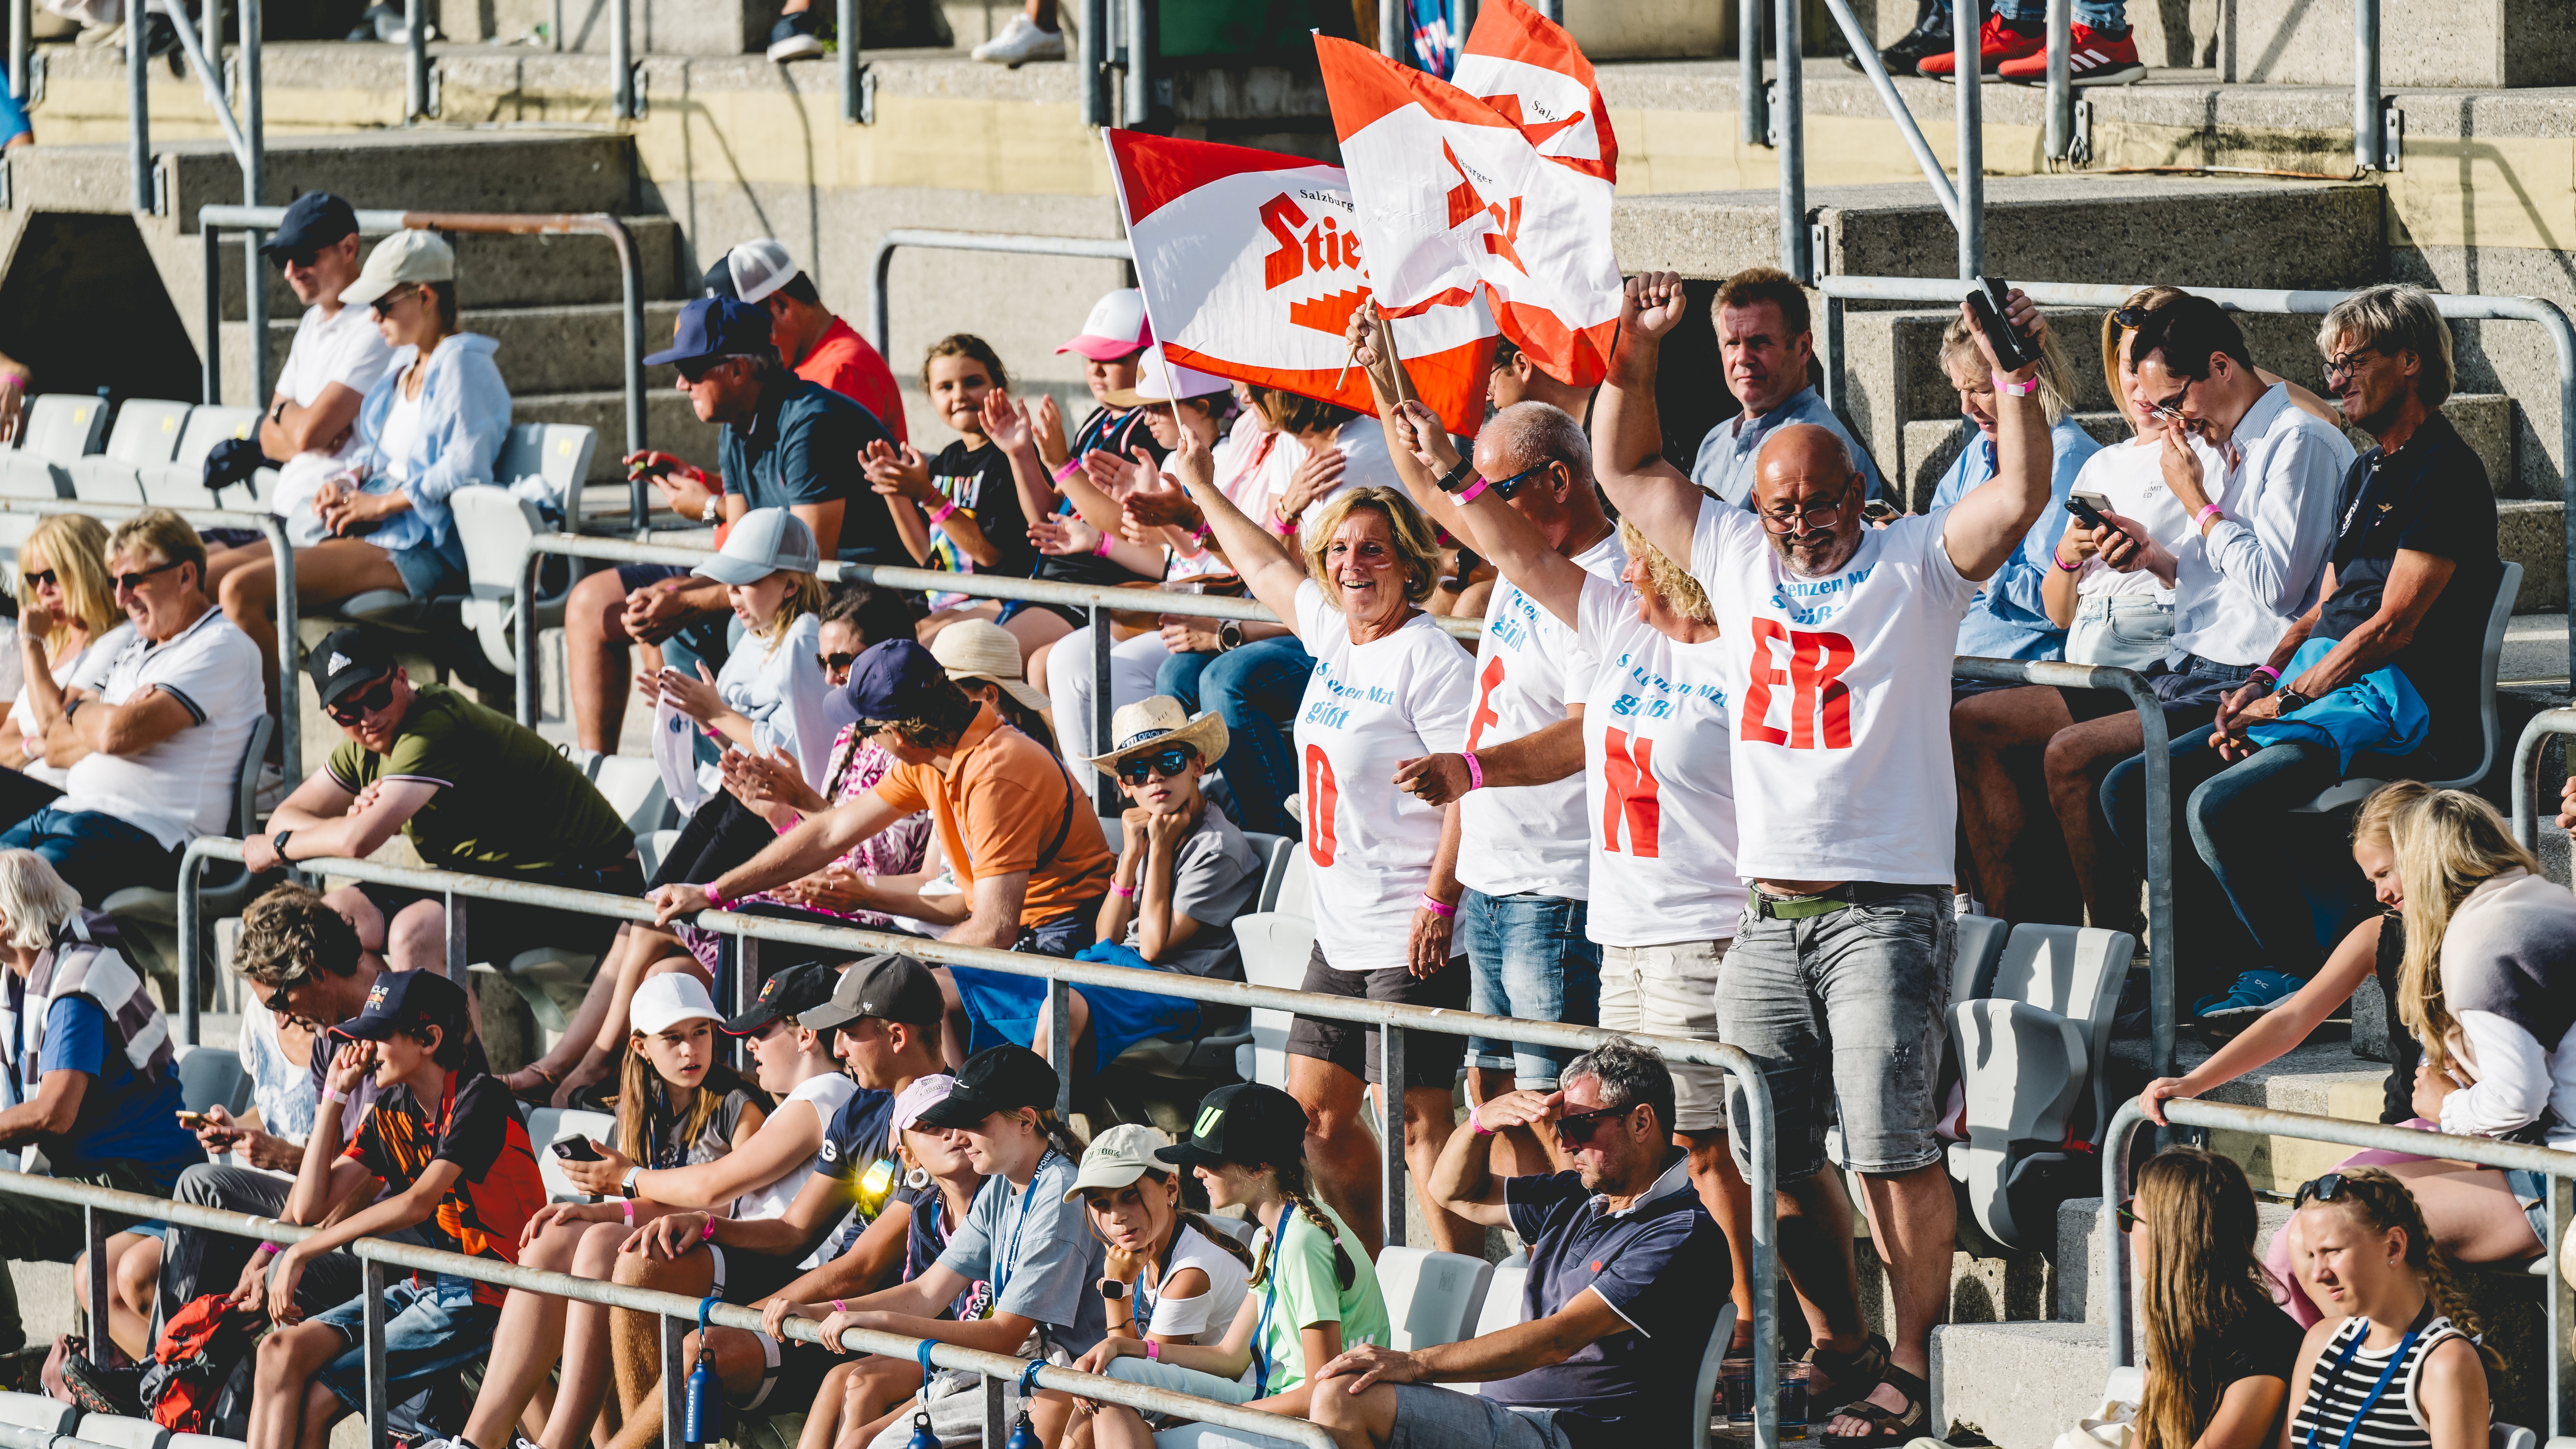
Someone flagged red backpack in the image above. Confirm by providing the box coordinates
[140,1293,260,1433]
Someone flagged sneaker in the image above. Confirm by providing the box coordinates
[765,9,823,61]
[58,1354,145,1418]
[1847,7,1952,73]
[970,12,1064,66]
[1915,13,2044,79]
[1998,22,2146,84]
[2190,969,2304,1038]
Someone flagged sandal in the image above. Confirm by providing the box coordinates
[501,1063,562,1105]
[1818,1362,1930,1449]
[1803,1332,1890,1411]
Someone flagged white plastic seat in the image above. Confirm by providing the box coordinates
[587,751,675,840]
[0,394,107,502]
[532,1107,620,1201]
[1449,1262,1531,1396]
[1951,913,2010,1011]
[140,405,264,511]
[0,1392,76,1436]
[168,1435,251,1449]
[453,484,561,676]
[2291,561,2523,812]
[1239,831,1294,914]
[69,398,191,504]
[1374,1246,1493,1353]
[494,422,597,522]
[78,1413,172,1449]
[173,1044,254,1116]
[2494,1426,2537,1449]
[1236,850,1313,1085]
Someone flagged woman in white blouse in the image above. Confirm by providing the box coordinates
[0,514,118,810]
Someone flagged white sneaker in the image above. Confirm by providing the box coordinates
[971,13,1064,65]
[254,761,288,814]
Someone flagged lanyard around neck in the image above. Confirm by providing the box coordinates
[2304,1322,2422,1449]
[988,1148,1058,1310]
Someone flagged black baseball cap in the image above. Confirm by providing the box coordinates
[341,967,470,1045]
[308,627,398,709]
[803,953,943,1033]
[702,251,739,300]
[722,960,840,1036]
[1157,1083,1309,1171]
[914,1045,1059,1130]
[643,297,778,371]
[842,640,951,723]
[260,192,359,261]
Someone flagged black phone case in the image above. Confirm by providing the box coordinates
[1965,278,2038,372]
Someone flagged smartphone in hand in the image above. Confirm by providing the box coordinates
[1965,277,2040,374]
[2064,490,2114,531]
[552,1138,603,1163]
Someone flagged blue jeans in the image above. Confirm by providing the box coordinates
[2102,736,2349,983]
[0,807,181,902]
[1457,889,1600,1087]
[1157,636,1313,839]
[312,1274,499,1413]
[1929,0,2126,26]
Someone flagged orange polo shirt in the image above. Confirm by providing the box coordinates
[873,704,1113,925]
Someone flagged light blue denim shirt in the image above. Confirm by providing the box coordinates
[1688,384,1888,508]
[353,332,511,563]
[1929,414,2103,661]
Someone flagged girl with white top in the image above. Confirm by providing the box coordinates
[2281,1167,2490,1449]
[1,514,117,805]
[1173,421,1478,1259]
[1070,1123,1253,1351]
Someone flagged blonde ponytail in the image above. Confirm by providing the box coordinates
[2389,788,2540,1075]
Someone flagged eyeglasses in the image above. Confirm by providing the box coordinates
[2115,1197,2140,1234]
[2322,344,2383,384]
[1552,1104,1631,1146]
[818,652,858,676]
[367,284,420,319]
[111,558,186,593]
[1116,747,1198,785]
[2293,1172,2352,1210]
[678,357,741,385]
[21,569,54,590]
[2145,376,2198,422]
[325,675,399,725]
[1757,490,1860,532]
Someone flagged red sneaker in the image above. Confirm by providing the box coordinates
[1998,24,2147,84]
[1915,13,2044,79]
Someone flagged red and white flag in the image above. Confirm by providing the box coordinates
[1453,0,1617,183]
[1317,7,1622,388]
[1104,129,1496,437]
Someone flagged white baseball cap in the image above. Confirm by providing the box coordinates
[727,238,801,306]
[1103,344,1231,408]
[1061,1122,1172,1201]
[630,973,723,1037]
[1057,288,1153,362]
[339,229,455,307]
[693,507,821,585]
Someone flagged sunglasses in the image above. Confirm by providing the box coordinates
[21,569,54,591]
[1552,1104,1632,1146]
[1482,464,1545,500]
[2294,1172,2352,1210]
[273,248,322,271]
[2115,1197,2140,1234]
[2322,343,2384,384]
[261,974,307,1014]
[111,558,187,593]
[2111,304,2153,331]
[326,675,399,725]
[367,284,421,319]
[678,357,742,385]
[818,652,858,676]
[1757,489,1862,532]
[1116,746,1198,785]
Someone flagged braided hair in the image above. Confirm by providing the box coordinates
[2305,1166,2499,1369]
[1252,1154,1355,1292]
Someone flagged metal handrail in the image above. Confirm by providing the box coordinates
[171,833,1786,1449]
[1952,656,2175,1078]
[0,1172,1342,1449]
[197,205,650,529]
[1816,275,2576,677]
[2509,708,2576,851]
[869,230,1136,361]
[2102,1098,2576,1435]
[0,495,302,784]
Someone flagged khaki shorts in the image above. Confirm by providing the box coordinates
[1597,939,1729,1133]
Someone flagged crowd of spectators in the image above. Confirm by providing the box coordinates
[0,199,2555,1449]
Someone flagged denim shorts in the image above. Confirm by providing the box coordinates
[1599,939,1728,1133]
[1459,889,1601,1087]
[311,1273,499,1412]
[2502,1168,2553,1250]
[1717,884,1953,1179]
[1382,1385,1573,1449]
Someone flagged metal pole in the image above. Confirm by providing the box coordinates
[1739,0,1763,146]
[1773,0,1804,279]
[202,225,224,406]
[2510,710,2576,849]
[178,846,206,1046]
[1046,977,1074,1122]
[403,0,425,121]
[246,229,270,416]
[2044,0,2072,163]
[7,0,25,131]
[1120,0,1146,122]
[361,1259,390,1448]
[609,0,631,120]
[1089,606,1118,815]
[1378,0,1399,59]
[608,215,648,528]
[515,550,540,725]
[2551,1174,2573,1438]
[837,0,857,122]
[659,1310,686,1449]
[1079,0,1109,126]
[1379,1026,1405,1249]
[2353,0,2379,173]
[2103,1108,2141,1370]
[1814,0,1963,226]
[129,4,151,214]
[1741,1069,1778,1449]
[982,1374,1009,1446]
[155,0,250,163]
[1955,9,1983,279]
[241,0,265,386]
[2137,684,2174,1080]
[82,1205,110,1349]
[261,516,300,783]
[551,0,560,49]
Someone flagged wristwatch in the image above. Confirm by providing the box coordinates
[2273,688,2312,714]
[1098,1280,1127,1301]
[271,829,294,861]
[1434,457,1475,494]
[621,1165,642,1198]
[700,495,722,523]
[1217,621,1245,653]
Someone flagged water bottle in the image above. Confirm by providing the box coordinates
[1001,1410,1041,1449]
[904,1410,940,1449]
[683,1353,723,1444]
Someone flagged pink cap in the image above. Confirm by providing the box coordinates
[893,1073,957,1132]
[1057,289,1153,362]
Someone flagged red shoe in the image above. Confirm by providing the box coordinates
[1915,13,2044,79]
[1998,24,2147,84]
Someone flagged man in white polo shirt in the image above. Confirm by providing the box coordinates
[1593,271,2055,1445]
[0,510,265,900]
[1346,309,1622,1173]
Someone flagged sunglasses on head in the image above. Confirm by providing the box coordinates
[326,675,399,725]
[111,558,187,593]
[2294,1172,2352,1210]
[1116,746,1198,785]
[1552,1103,1632,1146]
[21,569,54,591]
[2112,304,2154,331]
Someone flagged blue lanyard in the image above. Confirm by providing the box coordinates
[1250,1270,1280,1399]
[988,1150,1058,1312]
[2304,1323,2422,1449]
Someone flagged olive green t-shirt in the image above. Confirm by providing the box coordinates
[325,682,632,876]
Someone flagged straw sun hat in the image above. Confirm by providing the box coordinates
[1084,697,1229,780]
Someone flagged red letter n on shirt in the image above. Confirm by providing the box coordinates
[1600,728,1662,857]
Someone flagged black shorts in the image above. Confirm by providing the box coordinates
[1284,943,1469,1089]
[647,791,775,892]
[997,598,1087,630]
[709,1243,807,1307]
[752,1339,850,1413]
[355,856,640,962]
[2056,685,2136,725]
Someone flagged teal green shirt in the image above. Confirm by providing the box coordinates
[1254,1199,1390,1394]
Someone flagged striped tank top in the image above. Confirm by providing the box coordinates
[2287,1310,2467,1449]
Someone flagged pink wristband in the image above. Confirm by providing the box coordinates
[621,1200,634,1226]
[703,884,728,911]
[2252,665,2281,685]
[701,1217,718,1243]
[1092,533,1117,557]
[2195,503,2225,528]
[1418,893,1457,918]
[1461,752,1484,791]
[1469,1104,1494,1136]
[928,499,959,525]
[1111,881,1137,899]
[1992,372,2040,398]
[1145,1341,1161,1361]
[832,1299,848,1313]
[1454,475,1491,505]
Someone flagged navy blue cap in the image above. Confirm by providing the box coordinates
[260,192,359,260]
[702,252,739,301]
[643,297,777,371]
[341,968,471,1045]
[842,640,951,722]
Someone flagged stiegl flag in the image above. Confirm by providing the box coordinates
[1104,128,1497,436]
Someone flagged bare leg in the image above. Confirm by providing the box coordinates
[384,897,451,975]
[797,1360,864,1449]
[1824,1165,1954,1437]
[1771,1169,1869,1364]
[2381,1159,2546,1262]
[566,570,637,755]
[828,1358,927,1449]
[560,943,705,1107]
[319,884,394,976]
[247,1322,348,1449]
[545,1221,637,1449]
[1467,1067,1551,1177]
[999,606,1072,665]
[504,926,643,1096]
[75,1232,158,1362]
[1953,686,2073,920]
[608,1242,716,1426]
[462,1218,590,1448]
[293,1380,342,1449]
[1287,1053,1382,1256]
[914,601,1002,648]
[216,539,407,713]
[2044,711,2148,934]
[1029,987,1093,1071]
[1681,1130,1758,1352]
[1396,1083,1479,1254]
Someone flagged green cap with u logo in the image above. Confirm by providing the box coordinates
[1156,1082,1309,1171]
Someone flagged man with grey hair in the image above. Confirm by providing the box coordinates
[1347,305,1623,1177]
[2163,283,2499,975]
[1306,1038,1727,1449]
[1591,269,2060,1444]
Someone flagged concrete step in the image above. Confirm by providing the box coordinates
[1928,1319,2110,1449]
[160,126,639,222]
[468,0,958,54]
[218,215,687,324]
[2219,0,2574,88]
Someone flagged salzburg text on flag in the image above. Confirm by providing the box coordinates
[1452,0,1617,183]
[1104,128,1496,437]
[1315,10,1623,389]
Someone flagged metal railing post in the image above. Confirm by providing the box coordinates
[1955,12,1983,279]
[1120,0,1147,123]
[241,0,260,195]
[1080,0,1110,126]
[609,0,632,120]
[1738,0,1763,146]
[2551,1174,2573,1437]
[1773,0,1804,280]
[1378,0,1399,60]
[1379,1026,1406,1249]
[202,224,224,407]
[178,845,209,1046]
[516,550,542,726]
[445,891,469,980]
[261,516,300,784]
[2509,709,2576,849]
[2353,0,2380,173]
[361,1259,391,1447]
[2044,0,2072,164]
[129,6,151,214]
[982,1374,1009,1445]
[659,1310,687,1449]
[837,0,859,123]
[7,0,26,130]
[82,1205,110,1346]
[1815,0,1963,231]
[1090,604,1118,815]
[403,0,426,121]
[1046,977,1074,1121]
